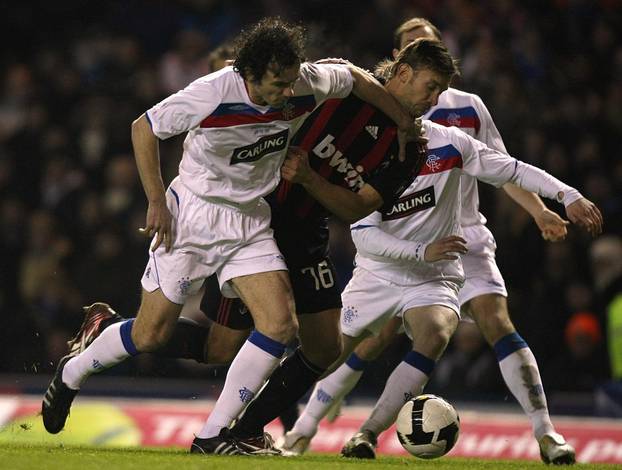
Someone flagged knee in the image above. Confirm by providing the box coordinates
[425,318,456,352]
[260,316,299,344]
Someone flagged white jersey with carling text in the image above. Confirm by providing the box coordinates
[146,63,353,204]
[351,120,582,287]
[423,87,507,227]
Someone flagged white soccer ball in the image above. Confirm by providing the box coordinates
[395,394,460,459]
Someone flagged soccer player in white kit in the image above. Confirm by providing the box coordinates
[41,18,422,455]
[279,19,602,464]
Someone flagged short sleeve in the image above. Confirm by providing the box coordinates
[472,95,508,154]
[146,75,223,139]
[299,62,354,104]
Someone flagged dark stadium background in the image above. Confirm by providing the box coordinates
[1,0,620,416]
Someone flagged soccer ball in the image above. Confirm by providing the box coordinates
[395,394,460,459]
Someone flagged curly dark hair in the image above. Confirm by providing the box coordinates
[233,17,306,82]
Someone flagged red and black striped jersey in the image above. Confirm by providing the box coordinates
[268,93,422,265]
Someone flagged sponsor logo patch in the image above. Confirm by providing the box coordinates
[382,186,436,220]
[230,129,289,165]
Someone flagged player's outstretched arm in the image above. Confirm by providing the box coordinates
[502,183,569,241]
[131,113,173,252]
[281,147,383,223]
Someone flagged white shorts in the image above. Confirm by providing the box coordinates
[141,177,287,304]
[340,267,461,339]
[458,224,507,309]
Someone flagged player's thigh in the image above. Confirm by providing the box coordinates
[132,288,184,351]
[298,308,342,368]
[206,322,251,365]
[354,316,402,361]
[230,269,297,342]
[467,293,515,346]
[340,267,403,339]
[403,304,459,360]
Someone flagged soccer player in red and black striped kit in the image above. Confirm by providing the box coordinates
[212,39,458,453]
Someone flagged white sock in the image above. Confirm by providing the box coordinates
[292,362,364,438]
[62,321,137,390]
[362,359,430,436]
[197,332,286,439]
[498,347,554,439]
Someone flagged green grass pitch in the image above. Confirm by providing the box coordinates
[0,445,617,470]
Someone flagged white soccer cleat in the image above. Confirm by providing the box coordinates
[276,430,311,456]
[538,432,576,465]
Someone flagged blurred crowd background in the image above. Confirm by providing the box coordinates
[1,0,621,415]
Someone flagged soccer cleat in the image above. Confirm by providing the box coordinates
[190,428,249,455]
[235,432,281,455]
[41,356,79,434]
[67,302,123,356]
[539,432,576,465]
[276,430,311,456]
[341,430,377,459]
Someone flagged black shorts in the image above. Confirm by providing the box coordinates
[202,256,342,330]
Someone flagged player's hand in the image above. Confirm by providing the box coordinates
[534,208,569,242]
[424,235,468,262]
[140,197,173,252]
[565,197,603,237]
[281,146,315,185]
[398,118,428,162]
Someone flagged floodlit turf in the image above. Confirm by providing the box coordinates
[0,445,617,470]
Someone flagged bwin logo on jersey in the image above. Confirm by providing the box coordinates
[312,134,365,190]
[230,128,289,165]
[382,186,436,220]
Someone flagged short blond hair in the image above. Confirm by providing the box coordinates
[394,18,442,49]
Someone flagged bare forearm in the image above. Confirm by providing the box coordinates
[131,114,166,203]
[502,183,546,218]
[301,171,381,223]
[348,65,409,129]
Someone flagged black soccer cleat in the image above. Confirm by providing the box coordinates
[190,428,249,455]
[41,356,79,434]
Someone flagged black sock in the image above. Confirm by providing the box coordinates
[155,319,209,363]
[232,348,324,438]
[278,402,300,432]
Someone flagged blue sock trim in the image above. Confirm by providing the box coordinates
[119,319,139,356]
[248,330,286,358]
[494,332,528,362]
[345,352,368,371]
[403,350,435,376]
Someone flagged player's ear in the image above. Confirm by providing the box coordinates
[397,63,413,84]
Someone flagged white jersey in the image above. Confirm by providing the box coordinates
[146,63,353,204]
[351,120,581,286]
[423,87,507,227]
